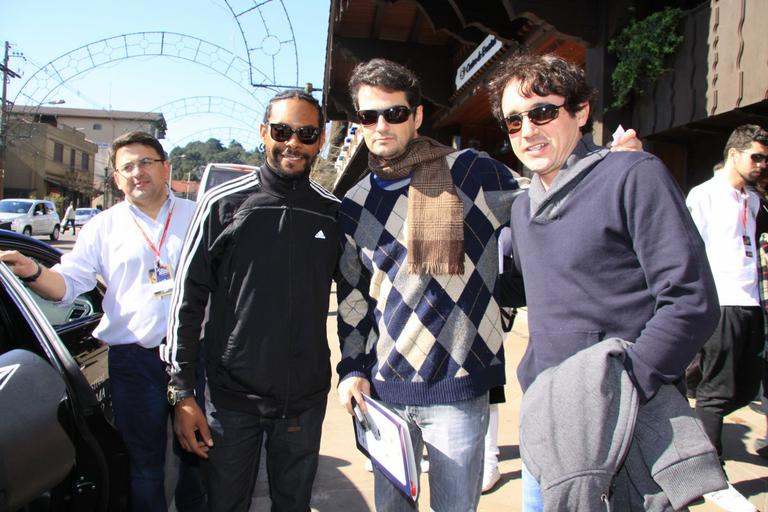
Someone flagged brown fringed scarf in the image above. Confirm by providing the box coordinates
[368,136,464,275]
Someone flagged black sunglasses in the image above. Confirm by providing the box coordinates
[356,105,415,126]
[741,151,768,164]
[269,123,320,145]
[503,103,566,134]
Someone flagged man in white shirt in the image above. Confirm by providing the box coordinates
[686,124,768,462]
[0,131,205,512]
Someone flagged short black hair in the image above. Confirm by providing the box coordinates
[348,58,421,111]
[487,51,596,134]
[262,89,324,127]
[109,131,165,169]
[724,124,768,160]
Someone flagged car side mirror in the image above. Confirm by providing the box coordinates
[0,349,75,511]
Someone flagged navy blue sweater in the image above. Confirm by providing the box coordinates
[510,147,719,401]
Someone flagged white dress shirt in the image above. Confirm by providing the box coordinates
[686,172,760,306]
[54,193,197,347]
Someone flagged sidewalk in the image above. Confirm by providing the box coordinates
[252,300,768,511]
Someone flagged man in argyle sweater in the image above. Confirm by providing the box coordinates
[335,58,521,511]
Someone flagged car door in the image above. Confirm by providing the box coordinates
[0,239,128,511]
[32,202,47,235]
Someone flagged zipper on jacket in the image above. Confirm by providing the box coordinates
[281,180,297,418]
[600,492,612,512]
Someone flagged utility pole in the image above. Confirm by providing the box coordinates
[0,41,22,201]
[0,41,11,200]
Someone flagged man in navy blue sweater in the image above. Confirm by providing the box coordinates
[488,51,720,510]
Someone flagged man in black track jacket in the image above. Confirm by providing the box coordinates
[160,90,340,512]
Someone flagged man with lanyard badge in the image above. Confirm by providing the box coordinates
[0,131,206,512]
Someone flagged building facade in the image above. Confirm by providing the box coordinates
[8,106,166,208]
[323,0,768,196]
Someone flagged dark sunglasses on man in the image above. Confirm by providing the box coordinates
[739,151,768,164]
[503,103,566,134]
[269,123,320,145]
[356,105,416,126]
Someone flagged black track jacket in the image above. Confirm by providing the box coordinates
[162,164,340,418]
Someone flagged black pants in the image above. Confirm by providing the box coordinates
[204,397,327,512]
[695,305,764,457]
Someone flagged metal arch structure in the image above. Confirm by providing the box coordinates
[222,0,300,89]
[167,126,263,152]
[11,32,278,116]
[140,96,264,130]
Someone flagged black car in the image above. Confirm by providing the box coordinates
[0,230,128,511]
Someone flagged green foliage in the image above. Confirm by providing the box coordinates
[168,139,264,180]
[608,7,684,109]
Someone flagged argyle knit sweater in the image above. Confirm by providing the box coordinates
[336,148,520,406]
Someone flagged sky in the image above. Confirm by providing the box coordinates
[0,0,330,152]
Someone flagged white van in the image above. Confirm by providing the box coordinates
[197,163,258,199]
[0,199,62,240]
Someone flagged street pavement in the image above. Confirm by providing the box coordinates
[297,293,768,511]
[53,229,768,511]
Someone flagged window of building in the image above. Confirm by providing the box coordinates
[93,123,102,130]
[69,149,76,168]
[53,143,63,162]
[81,153,89,171]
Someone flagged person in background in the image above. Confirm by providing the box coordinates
[63,202,76,234]
[0,131,206,512]
[687,124,768,462]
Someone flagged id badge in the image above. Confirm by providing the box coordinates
[148,261,174,297]
[744,235,754,258]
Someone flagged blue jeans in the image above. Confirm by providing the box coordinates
[204,395,327,512]
[522,463,544,512]
[373,394,489,512]
[108,344,206,512]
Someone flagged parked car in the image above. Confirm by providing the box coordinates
[0,229,128,511]
[197,163,258,199]
[0,198,61,241]
[75,207,101,227]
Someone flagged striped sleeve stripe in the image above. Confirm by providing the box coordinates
[310,179,341,203]
[160,172,260,370]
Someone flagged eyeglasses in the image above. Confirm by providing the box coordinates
[356,105,415,126]
[269,123,320,145]
[739,150,768,164]
[503,103,566,134]
[115,157,164,176]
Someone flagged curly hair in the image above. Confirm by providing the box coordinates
[486,51,596,134]
[348,58,421,111]
[723,124,768,160]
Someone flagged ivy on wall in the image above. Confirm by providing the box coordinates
[608,7,684,109]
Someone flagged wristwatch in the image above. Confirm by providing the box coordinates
[20,261,42,283]
[167,386,194,406]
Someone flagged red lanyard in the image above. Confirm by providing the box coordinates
[131,204,175,261]
[739,192,749,232]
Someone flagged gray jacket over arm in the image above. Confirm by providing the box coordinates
[520,338,727,511]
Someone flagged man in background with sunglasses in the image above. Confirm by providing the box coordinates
[686,124,768,466]
[163,90,340,511]
[487,52,723,509]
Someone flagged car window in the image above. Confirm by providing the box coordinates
[45,203,56,215]
[0,200,33,214]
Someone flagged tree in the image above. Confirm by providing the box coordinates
[168,138,263,180]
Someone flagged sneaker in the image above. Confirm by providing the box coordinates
[703,483,757,512]
[754,437,768,458]
[481,466,501,494]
